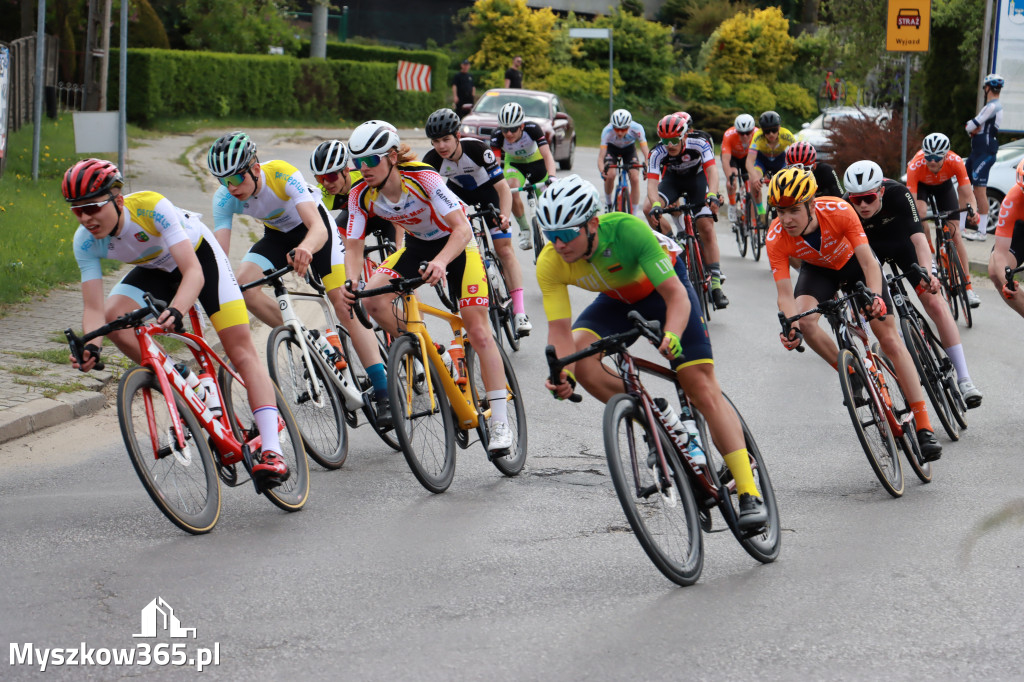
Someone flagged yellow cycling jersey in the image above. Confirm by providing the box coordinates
[318,169,363,211]
[749,127,795,159]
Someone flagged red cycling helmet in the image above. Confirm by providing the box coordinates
[785,141,817,169]
[657,112,690,140]
[62,158,123,202]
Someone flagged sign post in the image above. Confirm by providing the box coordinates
[568,28,613,119]
[887,0,931,170]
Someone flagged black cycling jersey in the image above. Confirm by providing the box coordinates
[814,162,844,198]
[850,179,927,288]
[423,138,504,192]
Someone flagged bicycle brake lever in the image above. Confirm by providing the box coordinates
[544,345,582,403]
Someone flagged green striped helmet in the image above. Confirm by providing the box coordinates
[207,131,257,177]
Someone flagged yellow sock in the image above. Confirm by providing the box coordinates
[723,449,760,498]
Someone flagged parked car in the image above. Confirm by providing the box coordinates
[985,138,1024,222]
[795,107,892,162]
[459,88,576,170]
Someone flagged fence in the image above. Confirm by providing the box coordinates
[56,81,85,112]
[5,34,60,133]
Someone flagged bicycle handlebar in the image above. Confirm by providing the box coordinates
[1004,264,1024,292]
[64,292,172,371]
[650,201,719,223]
[778,282,882,342]
[344,261,435,330]
[923,203,975,223]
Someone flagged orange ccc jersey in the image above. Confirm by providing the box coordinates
[765,197,869,282]
[905,150,970,196]
[995,183,1024,239]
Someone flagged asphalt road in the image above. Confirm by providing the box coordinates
[2,141,1022,680]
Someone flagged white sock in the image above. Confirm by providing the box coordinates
[487,389,508,424]
[945,343,969,382]
[978,214,988,236]
[253,405,282,454]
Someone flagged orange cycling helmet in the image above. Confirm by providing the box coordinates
[785,141,817,169]
[768,167,818,208]
[657,112,690,140]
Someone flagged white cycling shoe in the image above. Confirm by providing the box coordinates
[487,420,513,455]
[514,313,533,335]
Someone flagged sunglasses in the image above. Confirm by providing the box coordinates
[353,154,386,170]
[660,137,682,146]
[501,126,522,134]
[764,127,780,135]
[542,226,582,244]
[613,127,629,134]
[848,192,880,206]
[924,153,945,163]
[315,171,343,184]
[218,172,248,187]
[70,197,113,217]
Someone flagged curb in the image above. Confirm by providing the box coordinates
[0,391,108,445]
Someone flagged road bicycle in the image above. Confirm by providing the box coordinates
[605,155,645,215]
[545,310,780,586]
[885,262,967,442]
[650,202,716,321]
[729,168,756,259]
[818,67,847,111]
[468,203,523,352]
[923,199,974,328]
[349,265,527,493]
[508,174,548,264]
[65,293,308,534]
[749,170,777,262]
[779,283,928,497]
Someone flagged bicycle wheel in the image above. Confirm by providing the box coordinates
[874,348,931,484]
[487,255,520,352]
[838,349,904,497]
[699,393,781,563]
[603,393,703,586]
[923,322,968,430]
[465,341,528,476]
[937,248,960,321]
[219,367,310,511]
[118,366,221,534]
[531,215,544,265]
[901,317,959,441]
[388,335,457,493]
[948,248,973,328]
[733,199,748,258]
[751,212,764,262]
[685,237,710,321]
[614,184,632,214]
[266,326,348,469]
[338,327,400,450]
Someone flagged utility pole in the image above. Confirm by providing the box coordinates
[311,1,329,58]
[82,0,112,111]
[975,0,995,111]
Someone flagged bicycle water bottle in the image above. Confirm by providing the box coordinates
[678,403,707,466]
[654,397,686,439]
[448,339,468,386]
[198,373,222,417]
[174,363,206,401]
[435,343,455,378]
[322,327,347,371]
[310,329,335,364]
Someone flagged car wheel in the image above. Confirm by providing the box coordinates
[559,136,575,171]
[987,189,1003,225]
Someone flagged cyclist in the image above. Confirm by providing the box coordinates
[721,113,757,224]
[645,111,727,309]
[340,120,513,453]
[422,108,532,335]
[207,131,392,425]
[988,159,1024,317]
[746,110,796,217]
[844,160,983,407]
[489,101,558,251]
[539,175,767,529]
[598,108,649,218]
[785,141,843,198]
[63,159,290,483]
[768,168,943,460]
[964,73,1004,241]
[906,132,982,308]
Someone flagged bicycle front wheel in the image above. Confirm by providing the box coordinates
[838,349,904,497]
[937,248,960,321]
[466,341,528,476]
[751,212,764,262]
[614,185,632,214]
[118,366,221,534]
[734,201,748,258]
[487,255,520,352]
[603,393,703,587]
[388,335,457,493]
[685,238,710,321]
[874,348,931,484]
[948,248,973,328]
[267,326,348,469]
[338,326,400,450]
[902,317,959,441]
[531,216,544,265]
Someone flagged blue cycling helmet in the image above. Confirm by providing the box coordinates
[984,73,1004,90]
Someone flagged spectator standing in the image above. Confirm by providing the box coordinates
[964,73,1004,241]
[452,59,476,119]
[504,56,523,89]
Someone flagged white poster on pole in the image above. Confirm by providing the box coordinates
[993,0,1024,132]
[0,44,10,177]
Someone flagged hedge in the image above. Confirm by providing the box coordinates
[109,48,444,125]
[298,41,450,93]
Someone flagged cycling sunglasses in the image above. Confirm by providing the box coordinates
[764,127,780,135]
[315,171,343,184]
[848,192,880,206]
[660,137,682,146]
[542,225,582,244]
[218,172,248,187]
[70,197,113,217]
[353,154,385,170]
[613,127,630,134]
[924,153,945,163]
[501,125,523,133]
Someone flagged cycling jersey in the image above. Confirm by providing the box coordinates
[647,133,715,181]
[905,150,970,196]
[967,100,1002,156]
[813,162,844,198]
[721,126,755,159]
[318,168,363,211]
[995,184,1024,265]
[600,122,647,149]
[852,179,927,288]
[766,197,869,281]
[423,138,503,192]
[213,160,322,233]
[749,127,795,159]
[489,122,548,165]
[347,162,464,242]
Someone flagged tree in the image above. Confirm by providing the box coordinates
[706,7,795,84]
[589,6,675,96]
[181,0,299,55]
[468,0,557,81]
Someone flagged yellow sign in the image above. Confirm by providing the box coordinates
[887,0,931,51]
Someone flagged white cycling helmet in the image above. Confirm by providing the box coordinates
[984,73,1005,89]
[497,102,526,129]
[734,113,756,134]
[536,174,601,230]
[844,160,884,194]
[921,132,950,157]
[310,139,350,176]
[611,109,632,129]
[348,120,400,157]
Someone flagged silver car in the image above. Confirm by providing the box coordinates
[985,139,1024,222]
[795,107,892,162]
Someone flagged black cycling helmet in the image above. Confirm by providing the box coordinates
[425,108,461,140]
[759,110,782,130]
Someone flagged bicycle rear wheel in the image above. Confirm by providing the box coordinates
[531,216,544,265]
[603,393,703,586]
[486,254,520,352]
[338,327,400,450]
[838,349,904,497]
[465,341,528,476]
[614,184,632,214]
[948,248,973,328]
[937,248,960,322]
[751,212,764,262]
[685,236,710,321]
[873,347,931,484]
[902,317,959,441]
[388,335,457,493]
[734,198,748,258]
[118,366,221,534]
[266,326,348,469]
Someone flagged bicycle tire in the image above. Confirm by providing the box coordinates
[487,254,520,352]
[937,248,960,322]
[614,184,632,215]
[685,233,710,321]
[901,317,959,441]
[948,248,973,328]
[531,216,544,266]
[874,348,931,484]
[838,349,904,497]
[219,367,310,511]
[734,197,748,258]
[603,393,704,586]
[338,326,401,450]
[923,322,968,430]
[751,211,764,262]
[699,393,781,563]
[388,335,457,493]
[266,326,348,469]
[465,341,528,476]
[118,366,221,534]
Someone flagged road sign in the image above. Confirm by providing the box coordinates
[887,0,931,51]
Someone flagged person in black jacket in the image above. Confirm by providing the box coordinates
[785,141,843,197]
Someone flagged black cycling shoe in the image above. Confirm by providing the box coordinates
[842,370,869,407]
[916,428,942,462]
[711,287,729,309]
[738,493,768,530]
[373,393,393,428]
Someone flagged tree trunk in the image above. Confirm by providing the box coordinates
[802,0,820,25]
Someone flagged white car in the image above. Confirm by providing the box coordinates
[986,139,1024,222]
[795,107,892,162]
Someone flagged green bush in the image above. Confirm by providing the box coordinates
[771,82,816,120]
[299,41,450,92]
[539,66,623,99]
[733,82,776,116]
[673,72,713,101]
[681,101,739,140]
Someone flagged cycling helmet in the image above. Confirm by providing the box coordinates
[62,158,123,202]
[759,110,782,130]
[611,109,632,129]
[207,131,257,178]
[657,112,690,139]
[843,160,884,194]
[734,113,756,134]
[921,132,950,157]
[984,73,1005,90]
[768,167,818,208]
[310,140,350,176]
[497,102,525,129]
[785,141,817,168]
[348,120,400,157]
[536,174,601,230]
[425,108,461,139]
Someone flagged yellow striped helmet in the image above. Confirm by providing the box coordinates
[768,167,818,208]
